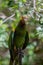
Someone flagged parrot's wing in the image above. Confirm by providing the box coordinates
[8,31,13,48]
[22,31,29,50]
[8,31,15,63]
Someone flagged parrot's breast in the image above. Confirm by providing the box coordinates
[14,28,26,48]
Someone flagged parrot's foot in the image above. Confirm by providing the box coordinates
[18,48,24,57]
[17,48,24,65]
[14,48,24,65]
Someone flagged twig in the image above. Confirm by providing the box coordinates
[33,0,36,10]
[18,48,22,65]
[0,14,15,26]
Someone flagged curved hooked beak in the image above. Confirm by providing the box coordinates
[23,15,29,25]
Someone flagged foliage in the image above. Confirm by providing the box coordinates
[0,0,43,65]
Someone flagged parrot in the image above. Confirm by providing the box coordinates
[8,16,29,65]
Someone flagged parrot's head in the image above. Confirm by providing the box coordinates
[20,15,29,25]
[20,15,28,26]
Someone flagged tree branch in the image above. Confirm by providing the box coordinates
[0,14,15,26]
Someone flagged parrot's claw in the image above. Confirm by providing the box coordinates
[17,48,24,57]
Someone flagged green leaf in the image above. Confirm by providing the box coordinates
[22,0,26,3]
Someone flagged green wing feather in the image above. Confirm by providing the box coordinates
[22,31,29,49]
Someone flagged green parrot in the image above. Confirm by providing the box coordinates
[8,16,29,65]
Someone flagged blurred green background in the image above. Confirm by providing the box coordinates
[0,0,43,65]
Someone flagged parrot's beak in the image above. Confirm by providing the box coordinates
[23,15,29,25]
